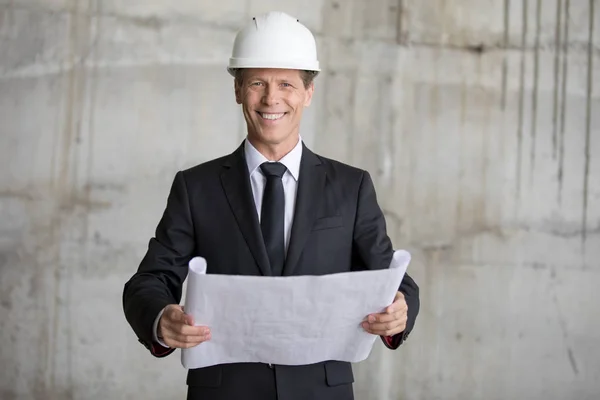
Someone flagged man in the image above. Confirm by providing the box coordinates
[123,11,419,400]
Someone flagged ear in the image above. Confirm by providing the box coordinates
[234,82,242,104]
[304,82,314,107]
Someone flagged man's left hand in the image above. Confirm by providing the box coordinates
[362,291,408,337]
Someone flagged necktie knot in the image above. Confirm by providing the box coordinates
[260,162,287,178]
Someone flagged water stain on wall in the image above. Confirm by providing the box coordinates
[552,0,563,159]
[501,0,511,111]
[581,0,595,250]
[515,0,528,205]
[557,0,571,205]
[529,0,542,186]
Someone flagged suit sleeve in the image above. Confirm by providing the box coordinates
[352,170,420,350]
[122,171,196,357]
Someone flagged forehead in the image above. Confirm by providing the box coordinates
[243,68,303,81]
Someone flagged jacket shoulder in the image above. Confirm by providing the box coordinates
[313,152,368,180]
[179,153,231,180]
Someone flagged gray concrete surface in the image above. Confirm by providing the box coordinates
[1,0,598,399]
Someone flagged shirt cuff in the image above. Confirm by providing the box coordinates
[383,335,395,348]
[382,330,407,349]
[152,306,170,349]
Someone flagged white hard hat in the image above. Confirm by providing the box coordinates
[227,11,320,76]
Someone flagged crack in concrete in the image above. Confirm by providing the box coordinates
[551,274,581,377]
[567,347,580,375]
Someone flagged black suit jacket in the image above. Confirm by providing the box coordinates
[123,141,419,400]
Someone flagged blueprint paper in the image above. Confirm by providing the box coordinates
[181,250,410,369]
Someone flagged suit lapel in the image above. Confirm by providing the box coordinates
[283,145,325,276]
[220,143,272,276]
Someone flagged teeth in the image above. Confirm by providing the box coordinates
[260,113,284,120]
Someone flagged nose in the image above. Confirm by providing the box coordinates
[261,84,280,106]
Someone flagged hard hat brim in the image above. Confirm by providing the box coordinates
[227,57,320,77]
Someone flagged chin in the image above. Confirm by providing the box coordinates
[254,130,293,145]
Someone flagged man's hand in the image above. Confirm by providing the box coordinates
[362,291,408,337]
[158,304,211,348]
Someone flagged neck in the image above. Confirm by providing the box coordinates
[247,134,300,161]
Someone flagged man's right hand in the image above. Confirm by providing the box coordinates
[158,304,211,348]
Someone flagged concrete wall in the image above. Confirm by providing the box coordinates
[1,0,598,399]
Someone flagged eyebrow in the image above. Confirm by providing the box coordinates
[248,76,294,83]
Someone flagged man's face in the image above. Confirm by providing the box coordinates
[235,68,314,148]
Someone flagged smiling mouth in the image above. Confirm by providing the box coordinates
[257,112,286,121]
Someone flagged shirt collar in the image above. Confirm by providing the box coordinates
[244,137,303,181]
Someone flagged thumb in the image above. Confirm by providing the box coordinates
[184,314,195,326]
[167,305,186,322]
[181,310,194,326]
[170,304,194,325]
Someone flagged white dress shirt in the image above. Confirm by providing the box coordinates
[152,137,303,347]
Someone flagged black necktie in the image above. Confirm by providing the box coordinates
[260,162,287,276]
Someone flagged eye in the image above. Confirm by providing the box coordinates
[280,82,292,87]
[250,81,263,86]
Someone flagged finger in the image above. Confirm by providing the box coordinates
[366,310,404,323]
[163,305,185,322]
[177,324,210,336]
[164,335,210,349]
[386,299,408,314]
[366,312,395,323]
[362,315,407,336]
[384,291,404,313]
[364,317,404,333]
[171,308,191,325]
[169,304,184,312]
[165,325,210,339]
[165,333,211,347]
[362,321,406,337]
[164,305,196,327]
[164,321,210,337]
[163,329,211,347]
[368,324,406,337]
[183,313,195,326]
